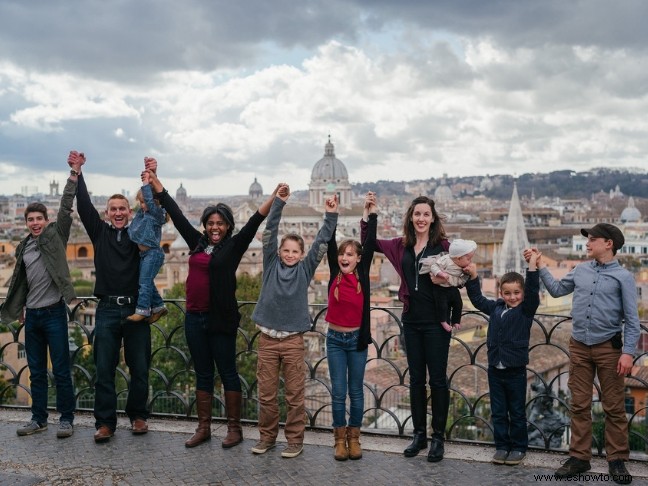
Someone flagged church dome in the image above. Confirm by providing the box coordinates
[311,138,348,182]
[176,183,187,198]
[249,177,263,198]
[434,184,453,203]
[620,196,641,223]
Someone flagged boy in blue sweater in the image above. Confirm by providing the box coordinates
[464,251,540,466]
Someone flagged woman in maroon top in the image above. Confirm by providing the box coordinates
[325,192,377,461]
[148,168,279,449]
[361,196,450,462]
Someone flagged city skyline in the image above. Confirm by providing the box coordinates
[2,2,648,197]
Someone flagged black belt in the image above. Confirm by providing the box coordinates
[102,296,136,306]
[28,298,64,311]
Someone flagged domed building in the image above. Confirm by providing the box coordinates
[620,196,642,223]
[308,137,352,210]
[176,183,187,209]
[249,177,263,200]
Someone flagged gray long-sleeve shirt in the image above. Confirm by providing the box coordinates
[252,197,338,332]
[539,261,640,355]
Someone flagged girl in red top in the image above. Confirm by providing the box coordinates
[325,192,377,461]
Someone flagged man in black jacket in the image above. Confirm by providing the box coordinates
[68,151,153,443]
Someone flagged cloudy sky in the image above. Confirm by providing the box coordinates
[1,0,647,198]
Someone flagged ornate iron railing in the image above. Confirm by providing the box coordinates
[1,298,647,457]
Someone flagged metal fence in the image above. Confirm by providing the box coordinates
[1,297,647,457]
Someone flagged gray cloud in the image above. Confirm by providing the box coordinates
[0,0,362,82]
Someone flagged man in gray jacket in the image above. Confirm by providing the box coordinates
[1,171,78,439]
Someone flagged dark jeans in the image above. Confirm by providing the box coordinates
[403,322,450,390]
[93,301,151,430]
[184,312,241,392]
[135,247,165,315]
[488,366,528,452]
[327,329,368,428]
[24,301,75,424]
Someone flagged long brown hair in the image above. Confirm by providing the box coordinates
[401,196,446,247]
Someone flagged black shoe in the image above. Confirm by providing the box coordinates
[403,432,427,457]
[608,459,632,485]
[554,456,591,478]
[427,437,444,462]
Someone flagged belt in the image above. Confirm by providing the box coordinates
[102,296,136,306]
[28,298,64,311]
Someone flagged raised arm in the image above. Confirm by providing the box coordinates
[303,195,339,277]
[147,169,201,249]
[67,151,104,240]
[55,169,78,244]
[261,185,289,267]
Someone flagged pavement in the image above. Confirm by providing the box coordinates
[1,408,647,485]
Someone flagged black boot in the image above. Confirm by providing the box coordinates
[404,387,428,457]
[427,388,449,462]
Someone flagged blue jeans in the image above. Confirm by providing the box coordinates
[403,322,450,390]
[327,329,368,428]
[184,312,241,392]
[24,301,75,424]
[93,301,151,430]
[135,247,165,315]
[488,366,528,452]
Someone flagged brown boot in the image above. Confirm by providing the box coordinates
[347,427,362,460]
[185,390,212,448]
[222,391,243,448]
[334,427,348,461]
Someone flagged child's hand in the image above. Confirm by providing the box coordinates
[144,157,157,174]
[277,183,290,201]
[364,191,377,213]
[441,322,453,333]
[464,263,478,279]
[325,194,338,212]
[141,170,151,185]
[522,247,538,263]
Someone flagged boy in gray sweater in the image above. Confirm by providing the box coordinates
[251,184,338,458]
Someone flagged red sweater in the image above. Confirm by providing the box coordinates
[325,272,363,327]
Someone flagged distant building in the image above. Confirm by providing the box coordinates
[249,177,263,201]
[308,136,352,211]
[493,182,530,276]
[620,196,642,223]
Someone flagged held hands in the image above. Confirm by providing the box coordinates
[523,248,544,269]
[325,194,338,213]
[464,263,478,279]
[277,183,290,202]
[141,170,151,185]
[144,157,157,174]
[67,151,86,172]
[364,191,377,213]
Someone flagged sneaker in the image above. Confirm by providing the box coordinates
[555,456,591,478]
[251,440,276,454]
[491,449,508,464]
[17,420,47,436]
[57,421,74,439]
[281,443,303,458]
[608,459,632,485]
[504,451,525,465]
[147,307,169,324]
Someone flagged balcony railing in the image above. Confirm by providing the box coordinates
[1,297,647,457]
